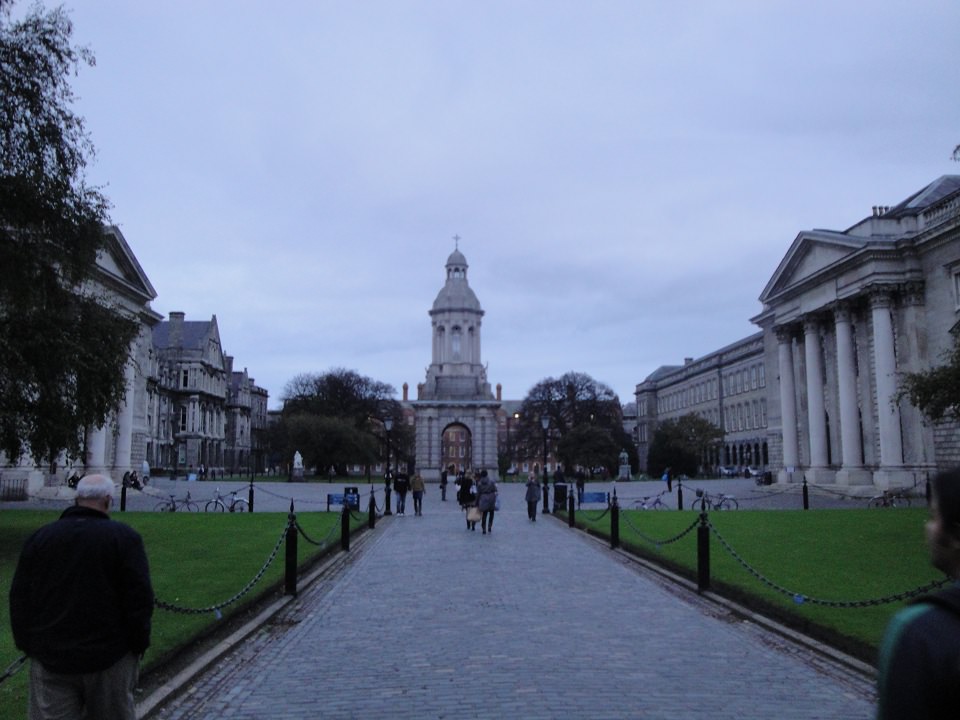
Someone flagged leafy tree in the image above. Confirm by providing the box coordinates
[0,2,139,464]
[513,371,633,475]
[899,334,960,422]
[646,414,722,477]
[273,368,410,475]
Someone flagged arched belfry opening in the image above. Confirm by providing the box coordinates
[412,242,501,480]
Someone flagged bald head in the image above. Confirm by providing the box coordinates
[75,474,115,513]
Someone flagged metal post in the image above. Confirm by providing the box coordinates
[802,475,809,510]
[568,489,575,527]
[120,480,127,512]
[542,479,550,516]
[248,477,255,512]
[368,485,376,529]
[697,512,710,593]
[677,477,684,511]
[285,501,298,596]
[610,489,620,549]
[341,502,350,551]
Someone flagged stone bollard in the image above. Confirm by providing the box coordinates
[285,501,298,597]
[697,512,710,593]
[341,502,350,552]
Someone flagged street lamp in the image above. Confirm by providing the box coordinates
[383,417,394,516]
[541,414,550,515]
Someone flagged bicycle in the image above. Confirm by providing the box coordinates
[633,495,669,510]
[154,491,199,512]
[867,489,912,508]
[691,489,738,511]
[205,487,250,513]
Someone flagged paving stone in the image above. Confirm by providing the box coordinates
[150,483,876,719]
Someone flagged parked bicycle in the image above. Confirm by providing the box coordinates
[691,489,738,511]
[867,489,912,508]
[633,495,669,510]
[154,491,199,512]
[205,487,250,513]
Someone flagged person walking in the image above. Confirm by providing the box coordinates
[661,467,672,492]
[876,468,960,719]
[394,472,410,516]
[525,471,541,521]
[410,472,426,516]
[476,469,498,535]
[459,471,478,531]
[10,474,154,720]
[440,467,449,501]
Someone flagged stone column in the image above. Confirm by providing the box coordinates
[776,327,799,483]
[833,305,869,485]
[85,424,107,473]
[803,317,831,480]
[114,360,136,473]
[870,289,907,488]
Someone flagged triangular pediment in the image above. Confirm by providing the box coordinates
[759,231,865,303]
[95,225,157,303]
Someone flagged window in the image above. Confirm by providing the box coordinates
[179,407,187,432]
[759,365,766,388]
[761,399,767,427]
[954,270,960,309]
[751,367,758,390]
[182,370,189,388]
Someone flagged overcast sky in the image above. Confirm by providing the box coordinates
[54,1,960,408]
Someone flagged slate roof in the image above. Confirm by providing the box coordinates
[152,320,212,350]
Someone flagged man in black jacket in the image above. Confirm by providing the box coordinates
[10,473,154,720]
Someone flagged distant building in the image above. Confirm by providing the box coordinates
[634,333,767,475]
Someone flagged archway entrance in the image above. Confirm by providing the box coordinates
[441,423,472,473]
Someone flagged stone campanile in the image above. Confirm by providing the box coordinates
[413,245,500,480]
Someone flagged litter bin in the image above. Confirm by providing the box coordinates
[344,486,360,510]
[553,483,568,513]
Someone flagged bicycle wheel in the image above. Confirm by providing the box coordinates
[231,499,249,513]
[153,501,172,512]
[653,499,669,510]
[179,501,199,512]
[691,498,705,512]
[718,497,739,510]
[867,497,886,509]
[205,500,225,512]
[895,496,911,508]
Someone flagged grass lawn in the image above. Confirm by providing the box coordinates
[576,507,943,662]
[0,509,362,720]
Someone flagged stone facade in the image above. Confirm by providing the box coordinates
[753,175,960,489]
[634,333,768,475]
[412,248,501,480]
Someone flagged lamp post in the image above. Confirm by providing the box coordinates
[383,417,394,516]
[541,415,550,515]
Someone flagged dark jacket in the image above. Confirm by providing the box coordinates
[525,478,541,503]
[876,584,960,719]
[10,505,154,674]
[477,477,498,512]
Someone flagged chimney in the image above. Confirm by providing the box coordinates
[168,311,185,347]
[684,357,693,365]
[403,382,409,402]
[496,383,502,401]
[224,355,234,374]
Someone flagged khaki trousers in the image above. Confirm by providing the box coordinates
[29,652,139,720]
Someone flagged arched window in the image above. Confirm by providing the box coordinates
[451,327,462,360]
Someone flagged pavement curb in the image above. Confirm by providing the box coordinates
[135,519,388,719]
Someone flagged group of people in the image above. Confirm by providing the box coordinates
[455,469,499,534]
[386,469,426,516]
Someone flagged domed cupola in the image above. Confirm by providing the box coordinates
[431,248,482,314]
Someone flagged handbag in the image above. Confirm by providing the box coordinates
[466,506,481,522]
